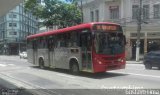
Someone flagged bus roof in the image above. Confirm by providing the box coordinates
[27,22,119,39]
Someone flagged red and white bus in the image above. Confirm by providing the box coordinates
[27,22,126,74]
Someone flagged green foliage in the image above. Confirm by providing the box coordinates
[65,0,79,3]
[24,0,82,28]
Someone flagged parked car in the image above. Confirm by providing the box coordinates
[143,51,160,69]
[19,51,27,59]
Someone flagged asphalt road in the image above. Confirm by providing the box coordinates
[0,55,160,95]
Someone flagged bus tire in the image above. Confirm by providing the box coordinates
[145,63,152,70]
[39,58,45,69]
[70,60,79,75]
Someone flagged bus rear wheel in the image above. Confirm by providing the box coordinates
[39,58,45,69]
[70,60,79,75]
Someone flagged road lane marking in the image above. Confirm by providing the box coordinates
[126,64,144,67]
[0,64,7,67]
[109,71,160,79]
[8,64,15,66]
[125,68,145,70]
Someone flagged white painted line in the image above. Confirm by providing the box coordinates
[109,71,160,79]
[0,64,7,67]
[126,64,144,66]
[26,67,31,69]
[125,68,145,70]
[56,73,75,79]
[8,64,15,66]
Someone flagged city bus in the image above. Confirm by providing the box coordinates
[27,22,126,74]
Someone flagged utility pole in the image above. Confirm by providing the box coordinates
[80,0,83,23]
[136,0,142,62]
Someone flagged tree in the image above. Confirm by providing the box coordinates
[65,0,79,3]
[24,0,82,28]
[24,0,43,18]
[65,0,83,23]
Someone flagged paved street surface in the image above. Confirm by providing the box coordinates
[0,56,160,95]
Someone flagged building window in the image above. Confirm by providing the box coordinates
[13,23,17,27]
[95,10,99,22]
[9,23,17,27]
[109,6,119,19]
[9,14,13,18]
[143,5,149,19]
[90,11,94,22]
[9,23,12,27]
[132,5,139,19]
[153,4,160,19]
[9,14,17,18]
[13,14,17,18]
[9,32,17,35]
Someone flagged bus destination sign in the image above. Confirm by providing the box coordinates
[93,24,120,31]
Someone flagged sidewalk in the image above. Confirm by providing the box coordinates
[126,61,143,64]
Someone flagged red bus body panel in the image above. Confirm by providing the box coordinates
[92,51,126,73]
[27,22,119,39]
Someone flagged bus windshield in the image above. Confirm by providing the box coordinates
[94,32,125,55]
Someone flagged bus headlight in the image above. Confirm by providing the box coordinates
[118,58,123,63]
[98,61,102,64]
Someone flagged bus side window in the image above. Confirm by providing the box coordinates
[60,37,65,47]
[70,31,79,47]
[56,34,66,48]
[27,40,33,49]
[43,37,47,49]
[80,32,92,51]
[47,36,55,50]
[38,37,46,49]
[65,33,71,47]
[32,39,37,50]
[38,38,42,49]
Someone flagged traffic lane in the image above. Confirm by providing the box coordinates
[102,72,160,89]
[0,70,129,95]
[118,64,160,77]
[0,56,160,89]
[126,63,159,70]
[0,78,34,95]
[0,67,98,89]
[29,67,160,89]
[0,61,159,89]
[0,56,33,69]
[0,78,18,89]
[77,71,160,89]
[125,64,145,70]
[1,66,160,89]
[1,55,159,77]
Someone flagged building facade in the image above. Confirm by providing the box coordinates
[0,3,38,55]
[82,0,160,60]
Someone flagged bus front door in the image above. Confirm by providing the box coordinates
[33,40,38,65]
[49,48,56,68]
[81,32,92,71]
[48,38,56,68]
